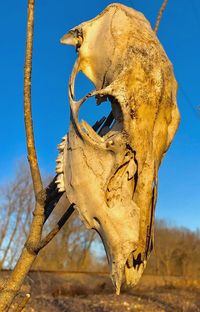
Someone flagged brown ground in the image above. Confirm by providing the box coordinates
[2,271,200,312]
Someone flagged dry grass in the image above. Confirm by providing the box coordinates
[1,271,200,311]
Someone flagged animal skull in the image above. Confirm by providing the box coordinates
[57,3,180,293]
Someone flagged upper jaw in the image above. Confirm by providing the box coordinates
[95,227,146,294]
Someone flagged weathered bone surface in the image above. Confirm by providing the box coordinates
[57,3,180,294]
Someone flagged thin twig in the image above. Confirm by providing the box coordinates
[0,1,44,310]
[0,205,21,268]
[154,0,169,34]
[0,0,76,309]
[24,0,43,195]
[0,0,104,308]
[15,294,30,312]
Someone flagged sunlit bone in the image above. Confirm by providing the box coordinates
[57,3,180,294]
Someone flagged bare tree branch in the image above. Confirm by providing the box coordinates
[15,294,30,312]
[0,206,21,269]
[0,0,108,307]
[0,1,75,308]
[154,0,169,34]
[0,197,14,249]
[0,1,45,310]
[23,0,43,195]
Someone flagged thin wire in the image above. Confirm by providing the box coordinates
[179,84,200,119]
[178,84,200,147]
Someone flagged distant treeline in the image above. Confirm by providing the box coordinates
[146,220,200,277]
[0,162,199,277]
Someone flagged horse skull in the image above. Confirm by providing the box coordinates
[57,3,180,293]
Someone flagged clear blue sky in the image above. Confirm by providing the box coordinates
[0,1,199,230]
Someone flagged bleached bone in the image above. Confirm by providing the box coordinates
[58,3,180,293]
[55,135,67,192]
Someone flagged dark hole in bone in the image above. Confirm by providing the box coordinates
[126,145,138,192]
[93,217,101,226]
[126,252,143,270]
[133,253,143,269]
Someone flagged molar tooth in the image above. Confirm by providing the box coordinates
[62,135,67,141]
[56,154,63,163]
[57,142,65,151]
[56,164,63,173]
[55,172,65,191]
[55,174,64,184]
[56,162,63,170]
[57,184,65,192]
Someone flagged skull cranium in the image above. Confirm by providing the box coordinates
[57,3,180,293]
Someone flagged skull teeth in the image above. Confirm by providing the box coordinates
[56,154,63,163]
[56,183,65,192]
[55,174,65,192]
[56,163,63,173]
[55,173,64,183]
[57,142,65,151]
[62,135,67,141]
[55,135,67,192]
